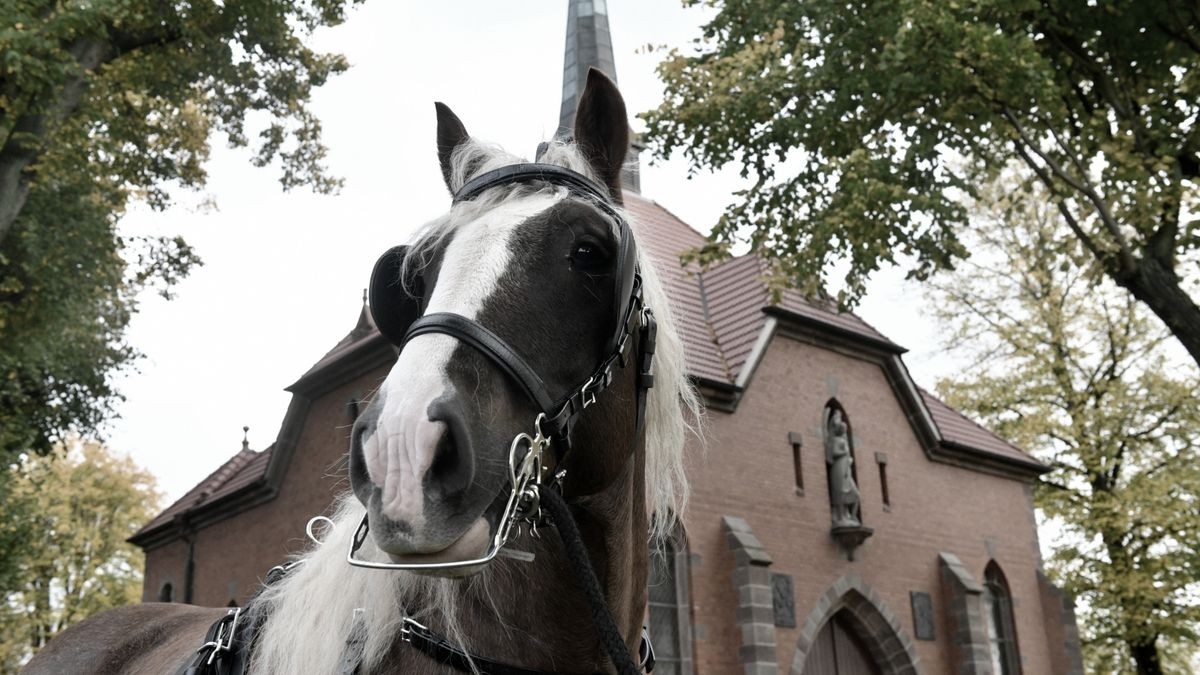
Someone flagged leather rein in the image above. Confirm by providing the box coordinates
[181,164,659,675]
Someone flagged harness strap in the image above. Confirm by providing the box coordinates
[403,279,645,461]
[405,312,559,416]
[177,562,299,675]
[398,617,655,675]
[403,619,564,675]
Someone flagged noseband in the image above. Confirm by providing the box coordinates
[353,163,657,573]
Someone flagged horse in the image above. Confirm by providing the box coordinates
[25,69,701,674]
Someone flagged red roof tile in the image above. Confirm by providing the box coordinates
[134,444,274,537]
[920,390,1038,465]
[625,194,898,382]
[626,194,1035,467]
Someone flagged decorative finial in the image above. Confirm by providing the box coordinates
[362,288,368,305]
[242,426,250,451]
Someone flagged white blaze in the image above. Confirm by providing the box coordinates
[364,194,560,527]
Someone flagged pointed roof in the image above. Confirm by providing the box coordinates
[131,440,274,538]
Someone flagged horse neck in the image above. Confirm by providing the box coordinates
[398,369,648,673]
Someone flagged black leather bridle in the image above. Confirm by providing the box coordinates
[367,163,649,457]
[182,164,658,675]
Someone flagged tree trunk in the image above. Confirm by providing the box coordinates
[0,39,113,249]
[1129,639,1163,675]
[1117,254,1200,370]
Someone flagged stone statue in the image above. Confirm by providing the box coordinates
[825,408,862,528]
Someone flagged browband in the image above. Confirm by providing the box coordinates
[454,163,620,216]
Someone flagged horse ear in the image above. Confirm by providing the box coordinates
[573,68,629,203]
[435,102,470,193]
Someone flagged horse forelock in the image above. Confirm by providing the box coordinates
[251,138,702,674]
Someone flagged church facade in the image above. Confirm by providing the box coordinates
[130,3,1084,674]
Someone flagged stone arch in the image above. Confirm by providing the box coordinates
[790,574,921,675]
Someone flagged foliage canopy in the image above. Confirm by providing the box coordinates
[0,0,361,460]
[932,178,1200,675]
[644,0,1200,367]
[0,439,160,670]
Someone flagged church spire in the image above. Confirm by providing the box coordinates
[557,0,641,192]
[557,0,617,138]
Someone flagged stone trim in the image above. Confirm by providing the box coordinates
[722,516,778,675]
[790,573,921,675]
[1037,571,1085,675]
[938,552,991,674]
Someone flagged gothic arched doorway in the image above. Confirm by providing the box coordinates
[790,576,921,675]
[802,610,883,675]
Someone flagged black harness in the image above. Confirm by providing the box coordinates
[369,162,650,457]
[183,164,658,675]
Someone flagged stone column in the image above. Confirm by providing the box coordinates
[723,516,778,675]
[938,553,991,674]
[1038,571,1085,675]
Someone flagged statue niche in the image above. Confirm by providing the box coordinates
[825,406,862,527]
[824,403,872,559]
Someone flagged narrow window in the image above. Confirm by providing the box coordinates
[875,452,890,509]
[648,529,694,675]
[984,562,1022,674]
[158,582,174,603]
[788,432,804,495]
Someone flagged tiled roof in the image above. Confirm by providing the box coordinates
[919,390,1039,467]
[133,444,274,537]
[624,194,1036,468]
[624,193,899,383]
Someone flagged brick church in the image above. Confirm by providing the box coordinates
[131,3,1085,673]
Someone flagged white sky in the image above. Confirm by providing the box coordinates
[111,0,949,503]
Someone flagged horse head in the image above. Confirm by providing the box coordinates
[349,69,645,575]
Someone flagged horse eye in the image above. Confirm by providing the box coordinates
[568,242,609,270]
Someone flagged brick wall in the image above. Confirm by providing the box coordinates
[682,336,1055,674]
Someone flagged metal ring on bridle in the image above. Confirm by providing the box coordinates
[306,516,335,545]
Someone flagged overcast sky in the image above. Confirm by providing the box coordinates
[111,0,950,503]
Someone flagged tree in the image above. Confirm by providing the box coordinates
[0,0,360,461]
[929,177,1200,675]
[0,439,161,670]
[643,0,1200,368]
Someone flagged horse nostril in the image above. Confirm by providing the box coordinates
[426,398,474,499]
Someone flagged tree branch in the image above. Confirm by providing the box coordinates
[1002,107,1137,276]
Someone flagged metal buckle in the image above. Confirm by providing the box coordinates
[199,608,241,665]
[580,376,598,409]
[399,615,428,643]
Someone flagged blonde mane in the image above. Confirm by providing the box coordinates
[252,139,702,674]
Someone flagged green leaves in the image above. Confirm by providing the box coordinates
[0,0,362,461]
[931,177,1200,672]
[644,0,1200,362]
[0,440,160,669]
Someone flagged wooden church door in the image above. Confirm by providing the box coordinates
[803,610,884,675]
